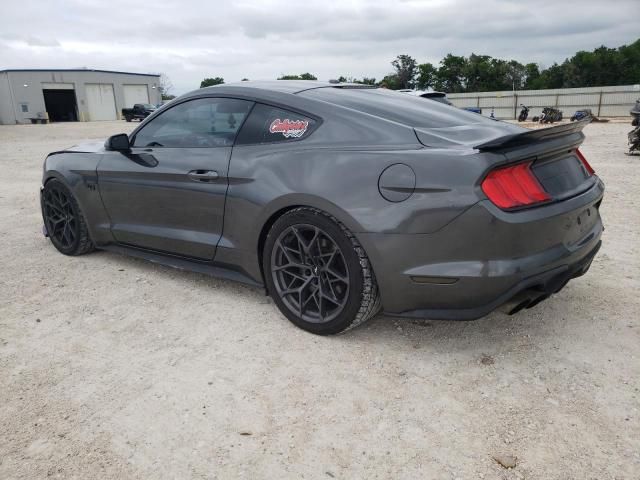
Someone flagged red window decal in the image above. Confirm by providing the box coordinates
[269,118,309,138]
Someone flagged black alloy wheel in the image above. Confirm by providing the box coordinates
[271,224,350,324]
[41,180,94,256]
[264,207,380,335]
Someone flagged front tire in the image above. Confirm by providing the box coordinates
[41,179,94,256]
[263,208,380,335]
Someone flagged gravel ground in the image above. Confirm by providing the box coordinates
[0,120,638,480]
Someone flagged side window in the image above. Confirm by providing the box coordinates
[132,98,253,148]
[235,103,317,145]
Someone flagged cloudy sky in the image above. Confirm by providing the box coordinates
[1,0,637,94]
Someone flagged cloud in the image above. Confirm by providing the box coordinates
[24,36,61,47]
[0,0,637,94]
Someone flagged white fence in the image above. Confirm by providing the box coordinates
[447,84,640,119]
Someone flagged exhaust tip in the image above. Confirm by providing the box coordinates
[507,299,531,315]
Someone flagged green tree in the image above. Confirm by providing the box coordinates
[379,74,402,90]
[617,39,640,84]
[278,73,317,80]
[200,77,224,88]
[330,38,639,93]
[536,63,565,89]
[435,54,467,92]
[359,77,377,85]
[416,63,437,90]
[464,54,492,91]
[524,63,541,89]
[506,60,527,90]
[340,77,377,85]
[391,54,418,89]
[528,39,639,89]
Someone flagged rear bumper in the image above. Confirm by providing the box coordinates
[358,178,604,320]
[391,240,600,320]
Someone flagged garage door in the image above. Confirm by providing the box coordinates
[123,84,150,108]
[85,84,116,121]
[42,83,74,90]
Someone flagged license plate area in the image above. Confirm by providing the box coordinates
[564,206,598,247]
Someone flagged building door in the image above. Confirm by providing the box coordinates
[85,84,117,121]
[123,84,150,108]
[42,85,78,122]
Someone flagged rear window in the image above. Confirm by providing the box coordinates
[300,87,488,128]
[235,103,317,145]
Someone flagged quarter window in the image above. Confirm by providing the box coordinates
[235,103,317,145]
[132,98,253,148]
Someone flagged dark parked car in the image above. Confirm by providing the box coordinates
[40,81,604,335]
[122,103,156,122]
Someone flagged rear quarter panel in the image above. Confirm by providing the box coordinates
[220,141,503,282]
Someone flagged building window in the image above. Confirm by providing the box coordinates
[20,103,29,113]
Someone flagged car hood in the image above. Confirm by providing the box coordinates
[63,141,107,153]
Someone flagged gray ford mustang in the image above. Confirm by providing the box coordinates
[41,81,604,335]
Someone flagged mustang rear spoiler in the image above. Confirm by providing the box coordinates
[475,118,591,151]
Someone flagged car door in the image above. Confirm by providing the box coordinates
[97,97,254,259]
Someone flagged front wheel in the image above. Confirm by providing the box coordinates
[263,208,380,335]
[41,179,94,256]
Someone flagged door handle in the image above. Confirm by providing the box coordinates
[188,170,219,182]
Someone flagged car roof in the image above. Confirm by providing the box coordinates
[195,80,373,95]
[179,81,493,130]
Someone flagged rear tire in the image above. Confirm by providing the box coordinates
[41,179,94,256]
[263,207,380,335]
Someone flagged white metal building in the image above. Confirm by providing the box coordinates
[0,69,161,124]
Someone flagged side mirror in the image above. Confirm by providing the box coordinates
[105,133,130,151]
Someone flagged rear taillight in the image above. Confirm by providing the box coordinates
[481,161,550,210]
[576,148,595,176]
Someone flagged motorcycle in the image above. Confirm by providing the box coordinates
[517,105,530,122]
[628,125,640,155]
[539,106,563,124]
[631,99,640,127]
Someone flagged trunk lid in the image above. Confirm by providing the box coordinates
[476,119,595,202]
[416,118,595,204]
